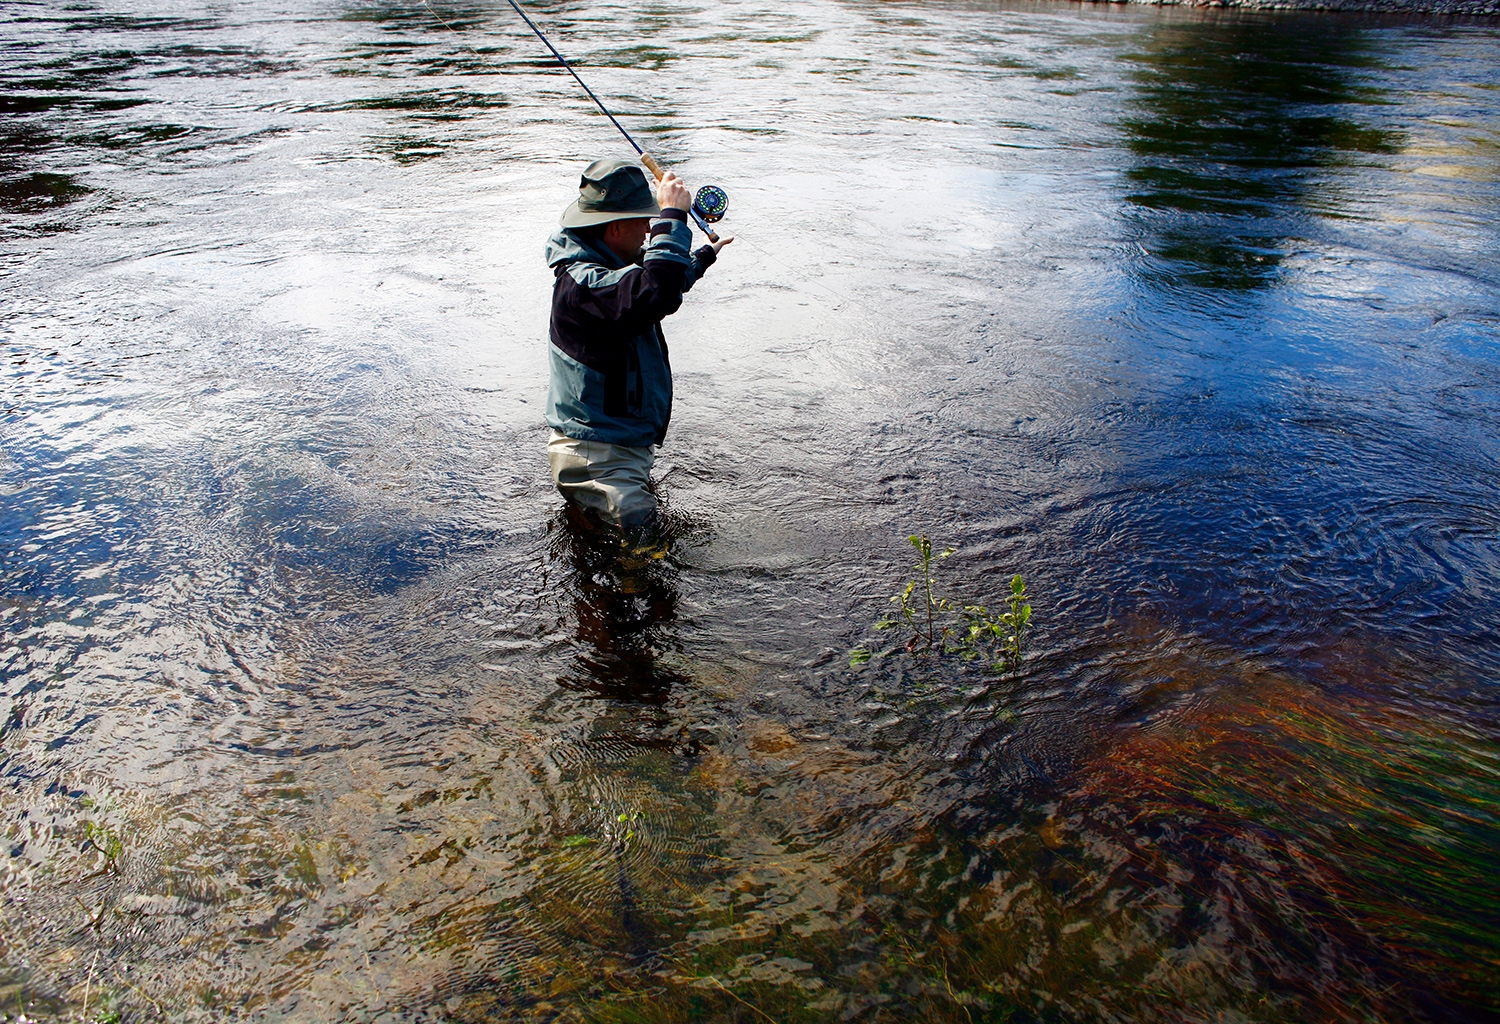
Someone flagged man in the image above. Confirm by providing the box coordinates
[544,157,731,532]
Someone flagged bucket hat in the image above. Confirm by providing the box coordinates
[560,157,661,228]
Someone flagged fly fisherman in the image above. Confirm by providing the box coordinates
[544,157,732,534]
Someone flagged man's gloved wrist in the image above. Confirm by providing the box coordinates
[657,208,687,221]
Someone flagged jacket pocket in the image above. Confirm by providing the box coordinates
[601,339,644,417]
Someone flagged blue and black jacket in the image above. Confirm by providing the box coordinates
[544,209,717,448]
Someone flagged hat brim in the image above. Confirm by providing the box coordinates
[560,196,661,228]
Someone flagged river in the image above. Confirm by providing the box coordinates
[2,0,1498,1020]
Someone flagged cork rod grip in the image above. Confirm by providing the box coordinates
[640,152,720,241]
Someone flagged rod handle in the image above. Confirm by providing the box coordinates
[691,210,721,244]
[641,152,719,242]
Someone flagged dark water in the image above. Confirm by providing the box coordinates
[3,0,1499,1019]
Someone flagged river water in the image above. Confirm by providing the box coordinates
[2,0,1498,1020]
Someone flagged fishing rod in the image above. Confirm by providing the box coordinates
[496,0,728,241]
[423,1,968,371]
[421,0,939,332]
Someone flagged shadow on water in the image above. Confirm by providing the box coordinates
[340,2,493,32]
[328,90,510,118]
[0,170,90,215]
[1119,15,1403,290]
[0,100,91,225]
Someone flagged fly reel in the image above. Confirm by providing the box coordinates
[692,184,728,224]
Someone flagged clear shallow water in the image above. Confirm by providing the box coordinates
[2,0,1498,1020]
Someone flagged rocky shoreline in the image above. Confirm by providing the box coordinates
[1093,0,1497,14]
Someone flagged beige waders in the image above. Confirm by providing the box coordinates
[546,430,657,528]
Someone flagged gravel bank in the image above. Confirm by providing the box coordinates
[1096,0,1497,14]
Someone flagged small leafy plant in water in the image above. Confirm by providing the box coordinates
[958,573,1033,671]
[83,821,123,869]
[885,534,955,649]
[852,534,1033,674]
[560,810,643,853]
[79,795,124,876]
[614,810,641,852]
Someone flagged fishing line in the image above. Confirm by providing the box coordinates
[421,0,725,239]
[496,0,643,159]
[418,2,989,489]
[417,0,932,339]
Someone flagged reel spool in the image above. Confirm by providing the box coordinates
[693,185,728,224]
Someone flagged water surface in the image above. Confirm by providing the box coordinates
[2,0,1499,1020]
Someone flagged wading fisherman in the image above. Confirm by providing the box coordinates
[544,157,732,532]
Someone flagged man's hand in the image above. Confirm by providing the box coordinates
[656,171,690,213]
[655,171,731,254]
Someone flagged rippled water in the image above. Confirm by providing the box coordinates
[3,0,1499,1019]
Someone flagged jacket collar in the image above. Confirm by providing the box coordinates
[545,226,629,272]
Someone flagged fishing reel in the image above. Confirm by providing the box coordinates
[640,154,728,240]
[692,184,728,224]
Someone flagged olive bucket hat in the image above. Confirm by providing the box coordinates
[560,157,661,228]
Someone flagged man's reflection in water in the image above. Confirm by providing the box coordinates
[543,505,698,956]
[549,504,688,704]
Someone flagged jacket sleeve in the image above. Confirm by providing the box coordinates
[683,243,717,294]
[562,210,704,331]
[649,207,720,295]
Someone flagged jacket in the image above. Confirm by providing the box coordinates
[544,208,717,448]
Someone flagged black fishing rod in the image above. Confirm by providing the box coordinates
[496,0,728,241]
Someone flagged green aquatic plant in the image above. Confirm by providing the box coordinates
[79,792,124,872]
[854,536,1033,674]
[956,575,1032,672]
[82,820,123,873]
[880,534,956,649]
[1002,575,1032,665]
[560,812,643,854]
[615,811,641,852]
